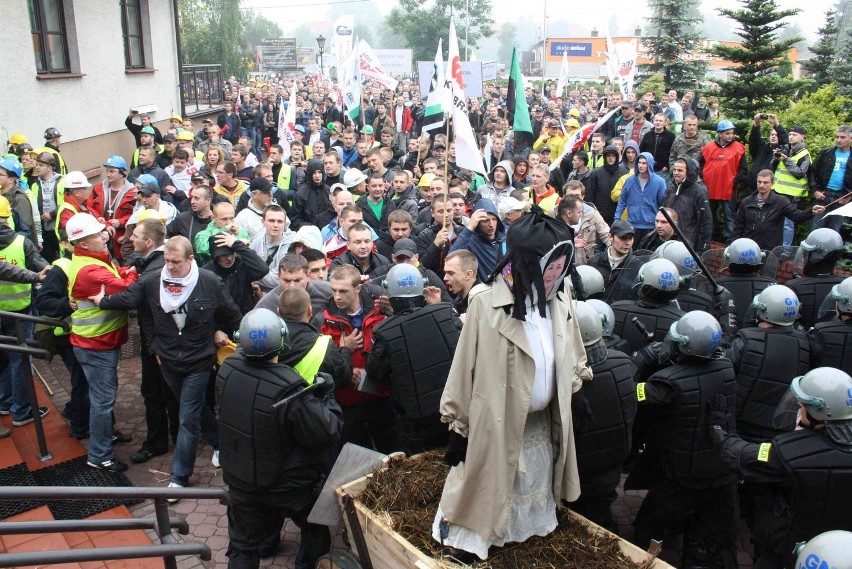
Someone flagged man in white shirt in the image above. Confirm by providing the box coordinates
[163,149,196,196]
[235,178,274,240]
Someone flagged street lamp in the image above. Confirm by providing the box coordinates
[316,34,326,75]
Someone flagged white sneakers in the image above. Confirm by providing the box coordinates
[167,481,184,503]
[212,449,220,469]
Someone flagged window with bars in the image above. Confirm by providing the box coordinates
[28,0,71,74]
[121,0,146,69]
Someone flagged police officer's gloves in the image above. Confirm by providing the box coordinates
[314,373,336,399]
[632,341,663,380]
[572,388,594,432]
[707,394,729,443]
[444,431,468,467]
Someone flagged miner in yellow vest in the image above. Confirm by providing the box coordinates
[771,124,811,247]
[66,212,138,472]
[34,229,90,438]
[526,163,561,215]
[0,195,49,428]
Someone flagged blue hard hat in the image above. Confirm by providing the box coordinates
[103,155,128,171]
[717,119,735,132]
[0,157,23,178]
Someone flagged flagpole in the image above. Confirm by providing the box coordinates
[444,113,450,231]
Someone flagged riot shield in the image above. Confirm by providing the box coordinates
[769,246,801,282]
[604,252,652,303]
[699,248,728,280]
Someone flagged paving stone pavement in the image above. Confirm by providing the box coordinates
[37,321,758,568]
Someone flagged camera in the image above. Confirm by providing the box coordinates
[760,114,769,119]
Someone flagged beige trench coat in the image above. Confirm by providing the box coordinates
[437,276,592,542]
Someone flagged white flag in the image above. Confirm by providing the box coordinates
[445,18,486,176]
[556,51,569,97]
[605,34,637,96]
[358,40,398,91]
[277,87,298,160]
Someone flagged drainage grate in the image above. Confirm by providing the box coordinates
[31,456,142,520]
[0,463,44,518]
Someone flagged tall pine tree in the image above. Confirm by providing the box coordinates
[832,28,852,97]
[711,0,804,118]
[642,0,707,92]
[803,10,840,88]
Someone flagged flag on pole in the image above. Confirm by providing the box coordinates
[549,107,618,171]
[605,34,637,96]
[277,87,298,160]
[445,18,487,176]
[483,133,493,171]
[507,48,534,153]
[421,38,446,138]
[555,50,570,97]
[340,45,361,123]
[358,40,399,91]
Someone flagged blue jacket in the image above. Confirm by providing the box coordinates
[449,198,507,281]
[614,152,667,229]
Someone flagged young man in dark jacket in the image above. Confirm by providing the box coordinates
[733,169,824,251]
[290,159,332,229]
[92,236,242,491]
[662,157,712,252]
[203,232,269,316]
[639,114,676,174]
[747,113,788,193]
[585,146,628,224]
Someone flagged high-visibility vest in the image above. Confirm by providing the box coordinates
[30,177,66,218]
[67,255,128,338]
[293,335,331,385]
[0,235,32,311]
[131,144,165,169]
[772,148,811,198]
[275,163,292,191]
[54,200,81,241]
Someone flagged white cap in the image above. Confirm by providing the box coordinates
[64,171,92,189]
[343,168,368,188]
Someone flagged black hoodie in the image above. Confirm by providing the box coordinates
[585,146,628,223]
[662,157,713,252]
[291,159,332,229]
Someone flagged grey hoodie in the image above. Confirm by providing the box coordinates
[479,159,515,210]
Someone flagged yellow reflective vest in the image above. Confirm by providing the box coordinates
[0,235,31,311]
[772,148,811,198]
[67,255,128,339]
[293,335,332,384]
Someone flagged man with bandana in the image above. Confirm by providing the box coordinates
[90,236,242,496]
[432,211,591,563]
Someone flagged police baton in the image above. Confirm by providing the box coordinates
[658,206,723,295]
[632,316,654,343]
[270,375,326,411]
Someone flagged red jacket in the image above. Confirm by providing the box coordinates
[700,140,746,200]
[320,299,389,407]
[58,195,89,236]
[69,248,138,350]
[85,181,137,261]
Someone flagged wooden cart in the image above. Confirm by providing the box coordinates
[333,457,675,569]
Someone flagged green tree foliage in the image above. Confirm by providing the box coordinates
[179,0,247,79]
[711,0,805,119]
[243,11,283,48]
[496,22,517,65]
[777,85,852,156]
[832,28,852,97]
[641,0,708,91]
[386,0,495,62]
[803,10,840,88]
[638,72,666,99]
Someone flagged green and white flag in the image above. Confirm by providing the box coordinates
[421,38,446,137]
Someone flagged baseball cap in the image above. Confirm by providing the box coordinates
[548,118,560,128]
[135,174,160,194]
[789,125,806,135]
[163,133,177,142]
[209,235,234,259]
[621,101,632,108]
[454,171,472,182]
[393,238,418,258]
[295,124,305,134]
[539,146,552,154]
[191,171,213,185]
[611,219,635,237]
[249,177,273,193]
[433,141,446,149]
[141,126,156,135]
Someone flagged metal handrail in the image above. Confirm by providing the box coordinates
[0,487,228,569]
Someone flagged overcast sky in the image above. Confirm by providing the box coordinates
[243,0,835,42]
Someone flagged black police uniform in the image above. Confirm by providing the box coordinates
[712,424,852,569]
[787,275,845,329]
[630,357,739,568]
[809,316,852,369]
[365,303,461,454]
[216,354,343,569]
[611,298,684,354]
[567,342,637,531]
[716,274,775,325]
[676,284,738,345]
[727,326,811,442]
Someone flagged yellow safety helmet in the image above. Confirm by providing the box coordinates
[137,208,168,223]
[170,114,183,123]
[10,133,29,146]
[0,195,12,219]
[176,131,195,142]
[566,118,581,129]
[568,108,581,117]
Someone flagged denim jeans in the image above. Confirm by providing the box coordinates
[0,314,34,423]
[783,197,801,246]
[811,190,846,233]
[56,335,89,434]
[710,198,736,243]
[73,347,120,463]
[160,360,217,486]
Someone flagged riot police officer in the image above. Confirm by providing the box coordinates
[727,285,811,442]
[587,298,630,354]
[792,530,852,569]
[715,238,776,325]
[217,309,343,569]
[567,301,637,531]
[709,367,852,569]
[787,228,846,329]
[631,311,738,569]
[365,263,461,455]
[611,258,685,354]
[809,277,852,370]
[653,240,738,344]
[572,264,606,301]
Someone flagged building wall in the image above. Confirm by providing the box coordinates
[0,0,181,178]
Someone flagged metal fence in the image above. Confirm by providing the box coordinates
[182,64,223,113]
